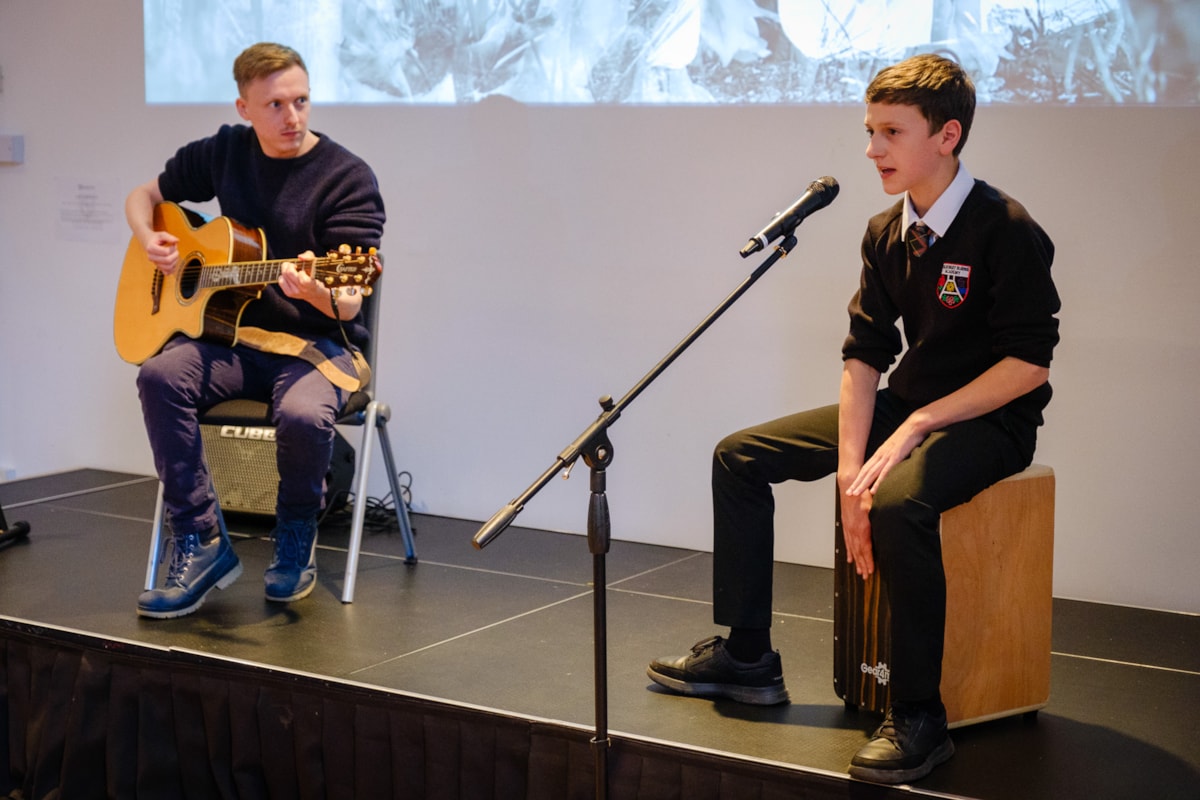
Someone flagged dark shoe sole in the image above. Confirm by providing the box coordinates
[264,570,317,603]
[136,560,244,620]
[848,737,955,784]
[646,666,790,706]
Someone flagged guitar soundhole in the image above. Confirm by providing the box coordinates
[178,260,202,301]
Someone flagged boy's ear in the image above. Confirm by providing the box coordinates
[938,119,963,155]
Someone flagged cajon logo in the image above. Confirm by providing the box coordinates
[219,425,276,442]
[861,661,891,686]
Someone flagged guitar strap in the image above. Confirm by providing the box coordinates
[236,327,371,393]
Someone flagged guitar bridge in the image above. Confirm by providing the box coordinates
[151,269,163,315]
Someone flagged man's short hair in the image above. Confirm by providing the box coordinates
[232,42,307,96]
[866,54,976,157]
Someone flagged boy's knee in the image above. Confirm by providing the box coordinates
[714,430,747,461]
[868,489,940,561]
[713,429,760,479]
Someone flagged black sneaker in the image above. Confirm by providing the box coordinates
[849,702,955,784]
[647,635,789,705]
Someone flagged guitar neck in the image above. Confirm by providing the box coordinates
[186,257,343,291]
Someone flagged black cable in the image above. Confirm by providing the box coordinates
[319,471,415,536]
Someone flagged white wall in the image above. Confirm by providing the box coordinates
[1,0,1198,613]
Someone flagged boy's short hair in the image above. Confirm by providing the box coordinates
[233,42,307,96]
[866,54,976,157]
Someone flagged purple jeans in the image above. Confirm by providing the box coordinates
[137,336,351,535]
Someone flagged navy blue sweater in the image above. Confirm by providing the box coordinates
[157,124,385,348]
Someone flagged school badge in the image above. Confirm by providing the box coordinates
[937,263,971,308]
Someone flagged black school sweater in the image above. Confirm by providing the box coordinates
[843,179,1060,427]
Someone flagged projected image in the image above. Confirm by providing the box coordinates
[144,0,1200,104]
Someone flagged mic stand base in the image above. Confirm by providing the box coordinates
[0,502,30,549]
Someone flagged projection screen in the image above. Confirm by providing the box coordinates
[145,0,1198,105]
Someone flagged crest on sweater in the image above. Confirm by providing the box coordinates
[937,263,971,308]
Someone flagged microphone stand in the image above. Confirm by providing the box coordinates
[0,502,31,549]
[472,233,800,800]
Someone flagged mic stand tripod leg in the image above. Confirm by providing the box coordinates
[583,414,614,800]
[0,502,31,548]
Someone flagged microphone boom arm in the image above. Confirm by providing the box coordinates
[472,232,800,549]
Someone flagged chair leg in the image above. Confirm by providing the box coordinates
[343,400,417,604]
[344,406,375,604]
[374,406,418,565]
[145,483,167,591]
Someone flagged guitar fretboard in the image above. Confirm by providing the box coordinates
[183,257,360,290]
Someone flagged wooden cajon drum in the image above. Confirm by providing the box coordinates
[833,464,1055,728]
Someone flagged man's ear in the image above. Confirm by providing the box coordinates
[235,96,249,121]
[938,119,963,155]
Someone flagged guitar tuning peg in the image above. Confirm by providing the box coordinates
[362,287,373,297]
[338,244,351,254]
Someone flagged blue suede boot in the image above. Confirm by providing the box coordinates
[137,527,242,619]
[264,517,318,602]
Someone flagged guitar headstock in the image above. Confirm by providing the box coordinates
[315,245,383,296]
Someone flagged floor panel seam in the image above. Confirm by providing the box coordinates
[4,476,158,509]
[606,588,836,625]
[1051,650,1200,677]
[308,547,592,588]
[606,551,707,589]
[347,589,594,676]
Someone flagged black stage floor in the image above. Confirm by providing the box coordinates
[0,469,1197,799]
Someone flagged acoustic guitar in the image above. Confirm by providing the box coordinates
[113,202,381,365]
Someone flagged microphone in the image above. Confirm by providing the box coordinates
[739,176,839,257]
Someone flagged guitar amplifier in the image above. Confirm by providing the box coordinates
[199,423,354,516]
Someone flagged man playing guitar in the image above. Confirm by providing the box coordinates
[124,42,386,618]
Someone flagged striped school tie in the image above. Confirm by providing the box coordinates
[907,221,933,258]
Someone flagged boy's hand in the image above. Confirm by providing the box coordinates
[845,415,929,496]
[840,487,875,578]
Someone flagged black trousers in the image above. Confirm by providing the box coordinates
[711,389,1037,702]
